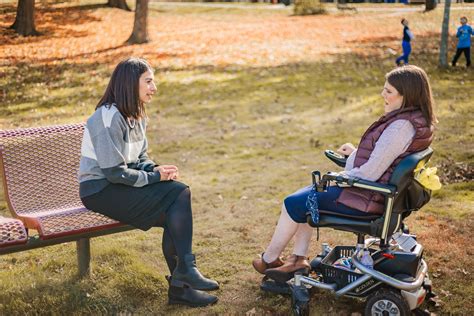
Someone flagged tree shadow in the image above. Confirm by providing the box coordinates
[0,30,467,120]
[0,3,17,15]
[0,43,472,315]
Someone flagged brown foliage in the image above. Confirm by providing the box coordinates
[0,3,436,69]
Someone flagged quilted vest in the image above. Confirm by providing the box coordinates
[336,108,434,214]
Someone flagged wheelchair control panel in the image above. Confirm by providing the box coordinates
[324,150,348,167]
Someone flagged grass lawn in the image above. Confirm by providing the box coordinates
[0,1,473,314]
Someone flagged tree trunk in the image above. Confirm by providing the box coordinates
[439,0,451,67]
[425,0,437,11]
[10,0,39,36]
[107,0,131,11]
[126,0,149,44]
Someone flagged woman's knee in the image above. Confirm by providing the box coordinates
[178,187,191,201]
[169,187,192,216]
[283,195,294,208]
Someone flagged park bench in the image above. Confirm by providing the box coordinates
[0,123,134,276]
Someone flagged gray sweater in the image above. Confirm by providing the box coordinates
[78,104,161,198]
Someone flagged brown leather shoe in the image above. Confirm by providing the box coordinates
[252,253,284,274]
[265,254,310,283]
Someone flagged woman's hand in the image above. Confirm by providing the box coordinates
[154,165,179,181]
[337,143,356,156]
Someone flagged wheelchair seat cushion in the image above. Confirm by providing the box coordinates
[318,209,380,220]
[284,185,376,224]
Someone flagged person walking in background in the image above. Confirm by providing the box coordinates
[396,18,414,66]
[452,16,473,67]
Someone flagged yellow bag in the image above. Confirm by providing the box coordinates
[415,167,442,191]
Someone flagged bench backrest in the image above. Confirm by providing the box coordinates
[0,124,85,217]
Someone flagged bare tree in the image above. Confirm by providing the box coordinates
[439,0,451,67]
[108,0,131,11]
[425,0,437,11]
[10,0,39,36]
[127,0,149,44]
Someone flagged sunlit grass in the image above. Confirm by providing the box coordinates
[1,2,473,315]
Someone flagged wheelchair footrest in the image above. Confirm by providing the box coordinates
[260,277,291,295]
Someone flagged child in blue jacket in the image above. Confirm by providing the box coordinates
[396,19,414,66]
[452,16,473,67]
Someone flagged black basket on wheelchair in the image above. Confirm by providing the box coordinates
[320,246,375,289]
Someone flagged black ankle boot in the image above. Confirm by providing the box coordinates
[171,254,219,291]
[166,276,218,307]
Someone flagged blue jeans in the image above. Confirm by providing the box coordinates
[283,185,370,224]
[396,40,411,65]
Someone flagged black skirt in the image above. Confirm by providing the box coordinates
[81,180,188,231]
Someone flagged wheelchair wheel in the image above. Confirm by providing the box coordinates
[364,288,410,316]
[290,284,310,316]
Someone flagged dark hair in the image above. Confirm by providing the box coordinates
[96,57,153,119]
[401,18,407,24]
[385,65,436,126]
[460,16,468,22]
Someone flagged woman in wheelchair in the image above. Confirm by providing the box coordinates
[253,65,436,282]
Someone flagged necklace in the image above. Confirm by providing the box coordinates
[127,117,136,128]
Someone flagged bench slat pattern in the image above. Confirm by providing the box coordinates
[0,217,27,246]
[0,124,123,241]
[21,207,120,240]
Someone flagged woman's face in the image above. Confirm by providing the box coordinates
[381,81,404,113]
[139,70,157,104]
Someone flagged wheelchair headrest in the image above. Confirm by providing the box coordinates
[389,147,434,189]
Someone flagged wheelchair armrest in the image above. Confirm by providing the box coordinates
[324,150,347,168]
[322,172,397,196]
[311,172,399,242]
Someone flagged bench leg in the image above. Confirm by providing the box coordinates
[77,238,91,277]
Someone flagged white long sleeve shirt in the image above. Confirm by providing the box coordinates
[342,119,416,181]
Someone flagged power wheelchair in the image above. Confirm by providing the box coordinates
[261,148,436,316]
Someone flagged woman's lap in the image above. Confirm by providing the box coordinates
[284,185,369,223]
[81,180,188,231]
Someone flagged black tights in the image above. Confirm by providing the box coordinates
[156,188,193,274]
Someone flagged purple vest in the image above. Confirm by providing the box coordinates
[337,108,434,214]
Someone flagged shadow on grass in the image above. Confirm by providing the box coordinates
[0,29,473,315]
[0,36,471,128]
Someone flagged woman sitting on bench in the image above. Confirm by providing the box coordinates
[78,57,218,307]
[253,65,436,282]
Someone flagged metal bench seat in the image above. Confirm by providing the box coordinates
[0,123,132,276]
[18,207,122,240]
